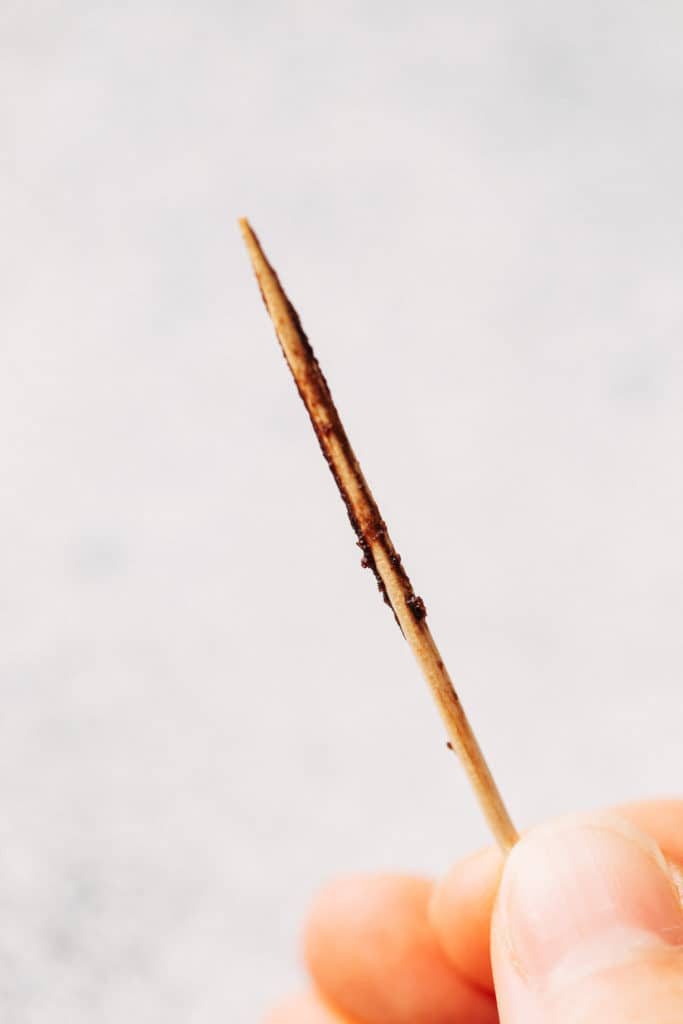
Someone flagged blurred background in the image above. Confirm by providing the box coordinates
[2,1,683,1019]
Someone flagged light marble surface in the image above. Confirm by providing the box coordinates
[2,2,682,1019]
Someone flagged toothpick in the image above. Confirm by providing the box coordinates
[240,218,518,853]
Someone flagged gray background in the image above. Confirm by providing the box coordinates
[2,2,682,1020]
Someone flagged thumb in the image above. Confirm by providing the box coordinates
[491,815,683,1024]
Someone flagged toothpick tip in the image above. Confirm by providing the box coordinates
[239,218,268,274]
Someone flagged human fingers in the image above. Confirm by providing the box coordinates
[618,798,683,864]
[429,845,502,993]
[429,798,683,994]
[304,874,498,1024]
[297,800,683,1023]
[491,814,683,1024]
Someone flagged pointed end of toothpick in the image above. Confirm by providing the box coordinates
[239,217,271,281]
[238,216,256,253]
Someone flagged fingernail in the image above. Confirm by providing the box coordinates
[499,816,683,985]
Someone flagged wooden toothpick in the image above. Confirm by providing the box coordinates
[240,218,518,853]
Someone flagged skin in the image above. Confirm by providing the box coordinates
[262,800,683,1024]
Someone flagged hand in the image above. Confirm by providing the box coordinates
[263,800,683,1023]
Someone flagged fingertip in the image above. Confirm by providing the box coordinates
[618,799,683,864]
[491,813,683,1023]
[304,874,497,1024]
[303,874,434,993]
[429,846,502,993]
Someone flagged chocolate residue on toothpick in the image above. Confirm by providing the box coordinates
[240,217,518,852]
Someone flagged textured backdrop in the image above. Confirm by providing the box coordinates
[2,2,683,1020]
